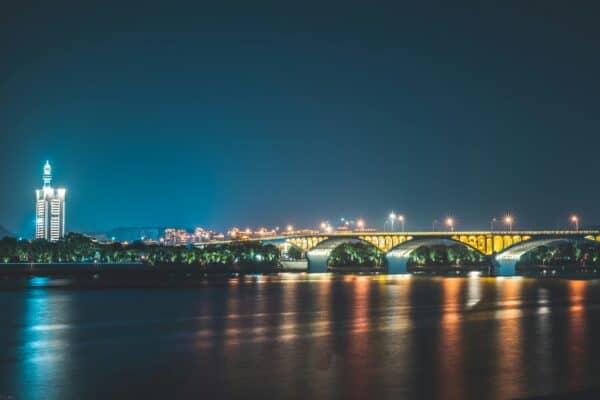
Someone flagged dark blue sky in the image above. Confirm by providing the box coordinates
[1,1,599,235]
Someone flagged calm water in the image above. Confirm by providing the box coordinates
[1,275,600,399]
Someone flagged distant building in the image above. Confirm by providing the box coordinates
[107,227,165,243]
[163,228,191,246]
[191,227,225,243]
[0,225,12,239]
[84,232,110,243]
[227,227,278,240]
[35,161,66,241]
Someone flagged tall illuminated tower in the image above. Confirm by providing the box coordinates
[35,161,66,241]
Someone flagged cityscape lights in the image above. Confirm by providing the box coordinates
[152,210,592,242]
[320,221,333,233]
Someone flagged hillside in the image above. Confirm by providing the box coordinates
[0,225,13,239]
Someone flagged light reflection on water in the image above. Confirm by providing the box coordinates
[439,278,464,400]
[567,280,587,392]
[16,289,73,400]
[496,278,524,399]
[1,275,600,399]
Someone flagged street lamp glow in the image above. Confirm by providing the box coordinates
[286,225,293,232]
[504,215,513,232]
[571,215,579,231]
[320,221,333,233]
[446,217,454,232]
[398,215,405,232]
[389,212,396,231]
[356,219,365,229]
[490,217,497,231]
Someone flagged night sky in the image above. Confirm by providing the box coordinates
[1,1,599,236]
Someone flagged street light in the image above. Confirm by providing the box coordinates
[398,215,405,232]
[320,221,333,233]
[490,217,497,232]
[571,215,579,231]
[389,212,396,232]
[286,225,293,232]
[432,219,438,232]
[504,215,513,232]
[356,219,365,230]
[446,217,454,232]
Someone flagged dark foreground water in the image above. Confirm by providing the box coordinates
[1,275,600,400]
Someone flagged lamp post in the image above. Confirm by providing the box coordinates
[432,219,438,232]
[398,215,405,232]
[490,217,497,232]
[446,217,454,232]
[571,215,579,231]
[389,212,396,232]
[504,215,513,232]
[356,219,365,231]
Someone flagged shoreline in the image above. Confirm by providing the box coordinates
[1,262,600,289]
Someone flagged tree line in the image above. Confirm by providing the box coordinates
[328,242,386,267]
[408,244,488,267]
[0,233,280,267]
[518,241,600,268]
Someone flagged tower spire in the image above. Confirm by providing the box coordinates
[43,160,52,188]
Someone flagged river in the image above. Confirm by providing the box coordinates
[1,274,600,399]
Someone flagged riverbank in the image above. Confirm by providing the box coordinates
[0,262,281,287]
[2,262,600,289]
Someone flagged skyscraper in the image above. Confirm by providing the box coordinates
[35,161,66,241]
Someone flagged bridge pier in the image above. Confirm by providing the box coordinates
[385,256,408,274]
[280,260,308,272]
[493,259,517,276]
[305,249,330,273]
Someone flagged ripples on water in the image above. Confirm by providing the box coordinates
[1,275,600,399]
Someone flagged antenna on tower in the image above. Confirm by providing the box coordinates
[43,160,52,188]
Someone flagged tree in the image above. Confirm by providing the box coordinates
[286,245,304,260]
[329,242,385,267]
[0,237,18,263]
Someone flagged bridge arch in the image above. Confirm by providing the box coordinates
[305,237,382,273]
[386,238,487,274]
[494,238,598,276]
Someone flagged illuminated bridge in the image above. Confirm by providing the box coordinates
[210,231,600,276]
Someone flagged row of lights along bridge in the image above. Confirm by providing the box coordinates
[300,213,581,234]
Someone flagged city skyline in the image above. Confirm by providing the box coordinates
[6,159,596,240]
[0,157,589,241]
